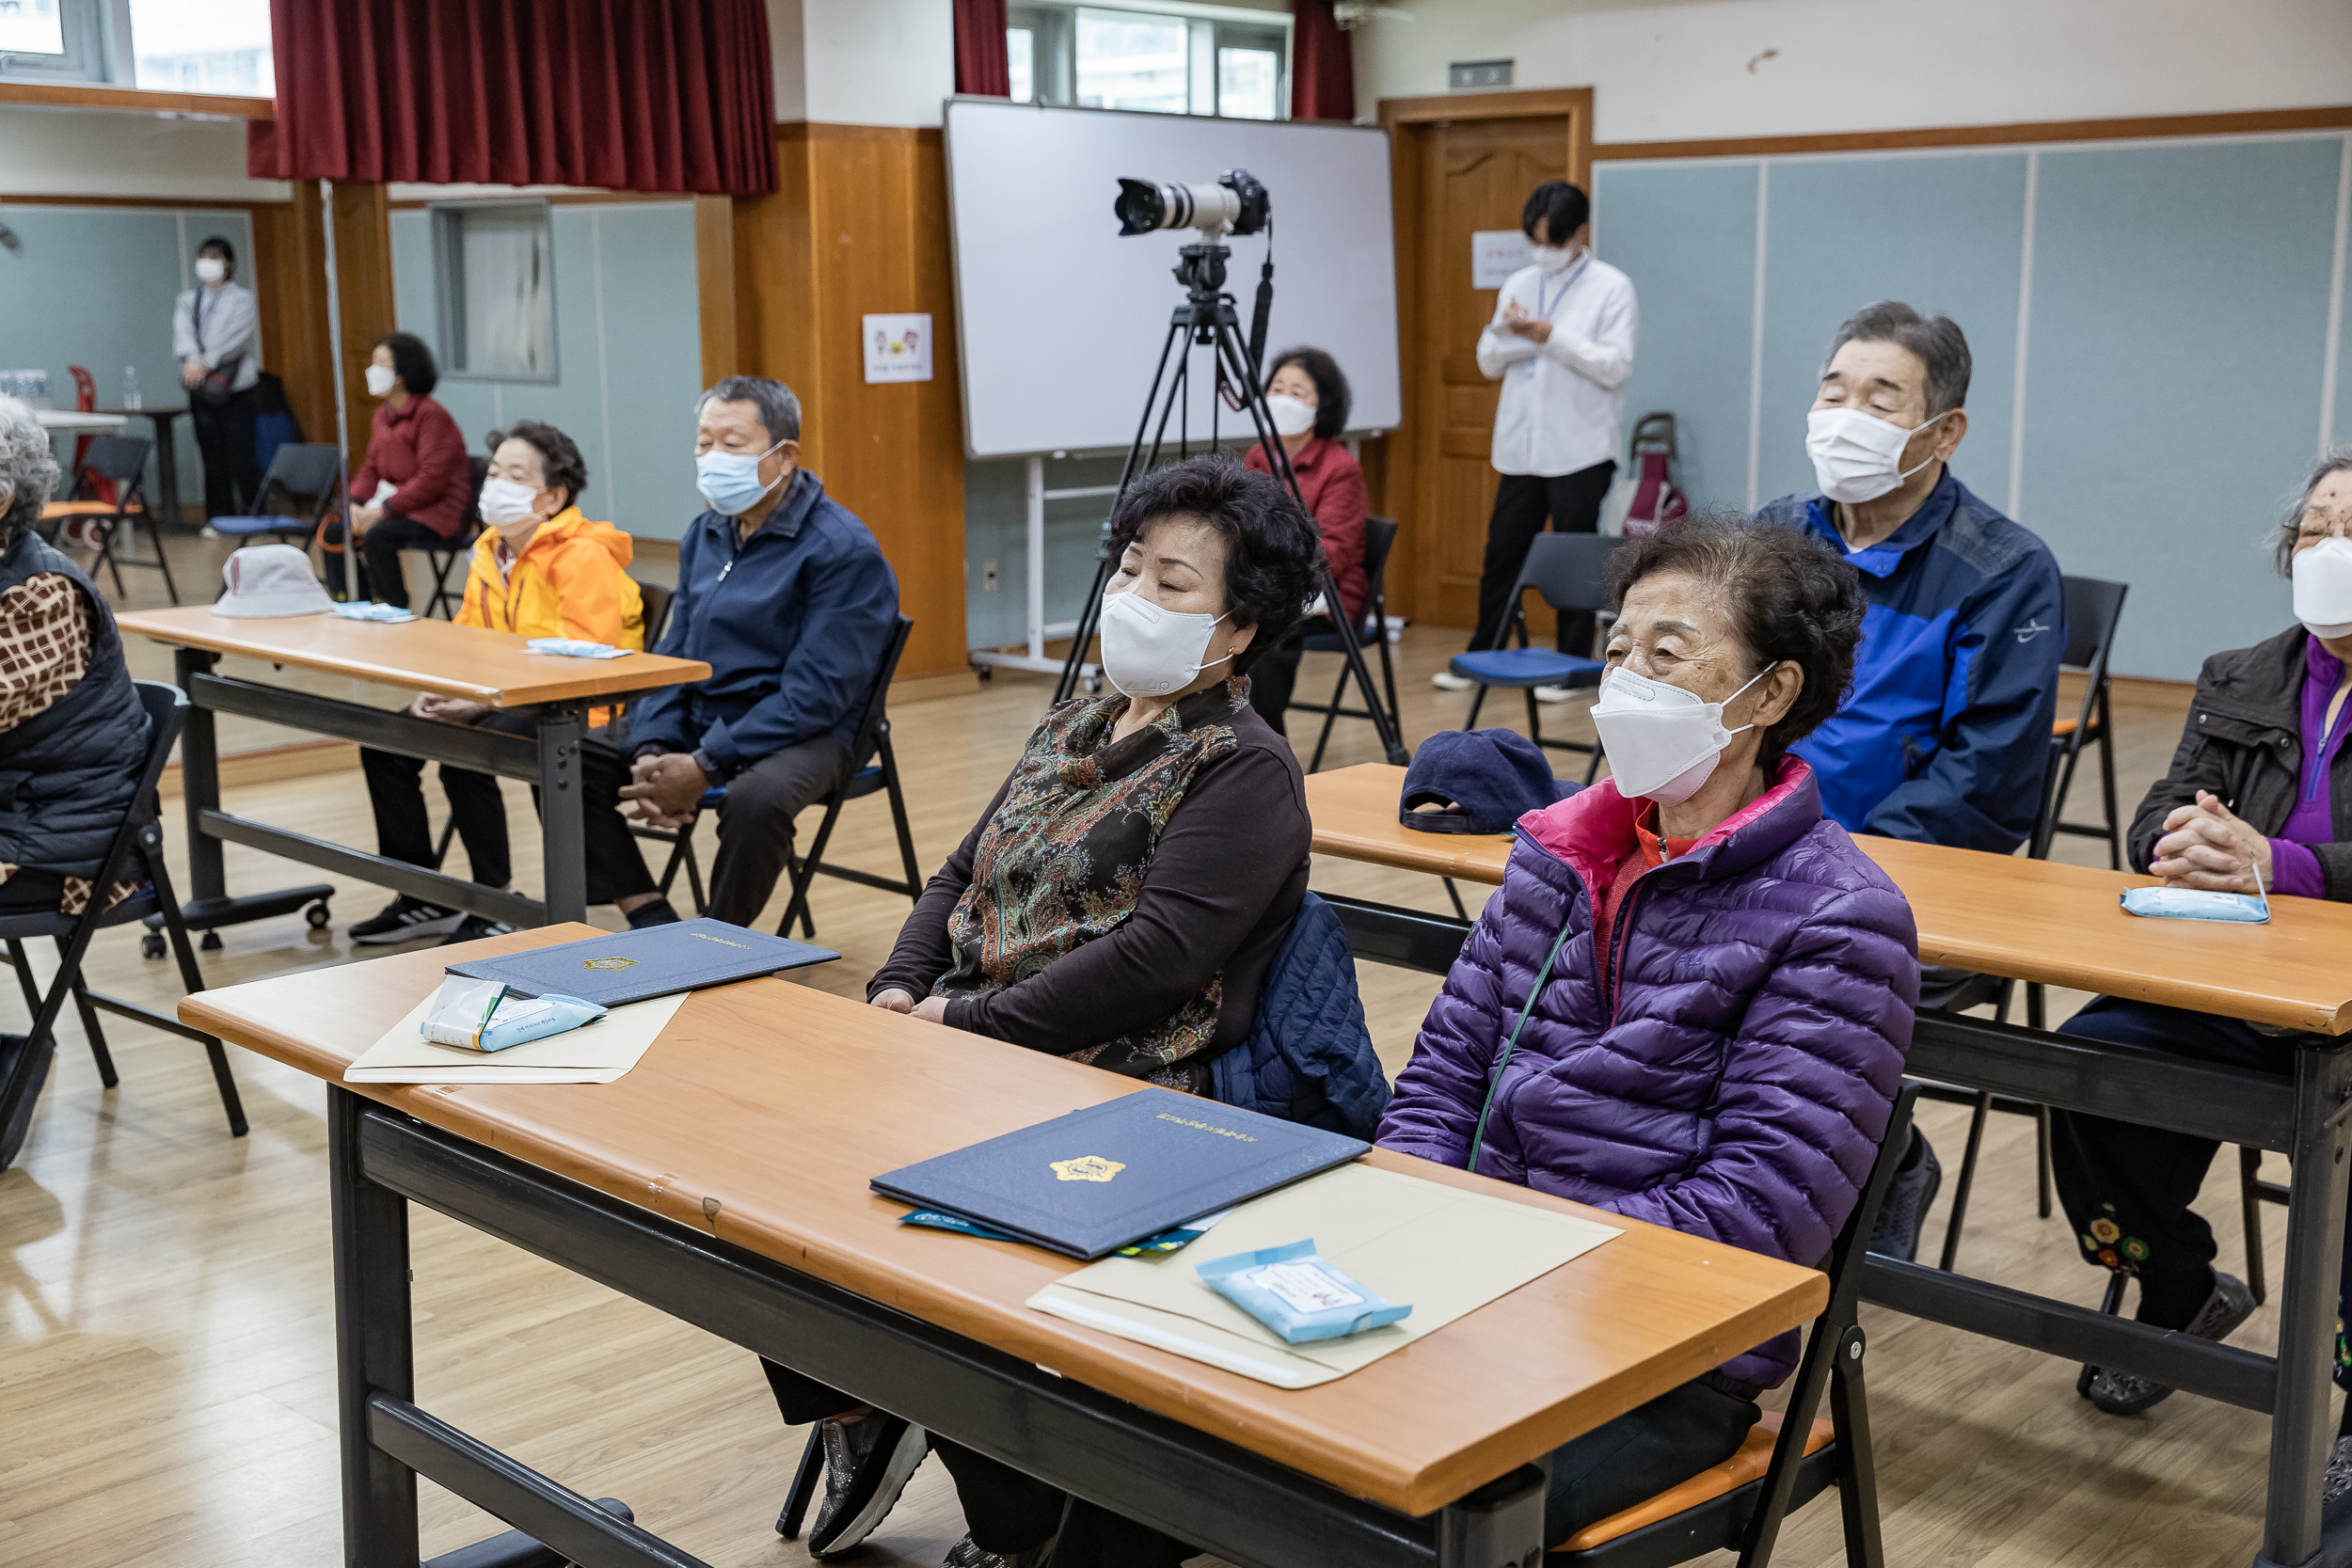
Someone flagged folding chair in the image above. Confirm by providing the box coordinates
[1286,515,1404,772]
[636,616,924,940]
[1449,531,1621,784]
[415,455,490,620]
[208,442,344,557]
[0,681,246,1172]
[1548,1083,1915,1568]
[2031,577,2129,867]
[40,434,180,603]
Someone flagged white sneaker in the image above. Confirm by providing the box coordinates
[1432,671,1474,691]
[1533,686,1575,703]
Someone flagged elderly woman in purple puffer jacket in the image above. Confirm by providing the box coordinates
[1381,511,1918,1548]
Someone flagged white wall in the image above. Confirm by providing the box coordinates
[767,0,957,128]
[1350,0,2352,143]
[0,104,288,200]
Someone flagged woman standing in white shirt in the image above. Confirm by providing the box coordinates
[1437,182,1638,696]
[172,235,263,523]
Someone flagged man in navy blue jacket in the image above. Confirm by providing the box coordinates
[1752,302,2063,1258]
[616,375,899,928]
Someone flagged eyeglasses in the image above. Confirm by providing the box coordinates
[2295,511,2352,546]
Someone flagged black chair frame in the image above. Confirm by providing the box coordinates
[58,434,181,604]
[217,442,347,562]
[638,615,924,942]
[1552,1084,1915,1568]
[416,455,491,619]
[1287,515,1404,773]
[1461,531,1620,786]
[0,681,246,1168]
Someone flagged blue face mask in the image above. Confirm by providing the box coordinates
[695,436,788,516]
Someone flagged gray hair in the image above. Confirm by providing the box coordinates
[1823,300,1973,419]
[0,396,60,546]
[694,375,802,447]
[2275,446,2352,576]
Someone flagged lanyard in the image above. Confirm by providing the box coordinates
[1534,251,1590,321]
[1465,908,1577,1176]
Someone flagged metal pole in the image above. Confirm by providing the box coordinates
[2257,1040,2352,1567]
[1025,454,1045,663]
[319,179,355,601]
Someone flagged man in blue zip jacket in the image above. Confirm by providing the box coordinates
[1752,301,2064,1258]
[615,375,899,928]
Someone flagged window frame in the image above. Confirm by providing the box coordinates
[428,198,562,387]
[1008,0,1288,121]
[0,0,107,86]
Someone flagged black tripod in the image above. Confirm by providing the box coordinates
[1052,244,1407,765]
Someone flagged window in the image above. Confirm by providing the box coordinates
[1006,1,1286,119]
[0,0,64,55]
[129,0,273,97]
[0,0,102,84]
[431,203,559,384]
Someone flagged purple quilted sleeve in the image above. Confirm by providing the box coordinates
[1377,879,1525,1170]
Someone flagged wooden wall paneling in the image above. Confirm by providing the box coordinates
[734,123,968,682]
[251,181,338,466]
[326,181,397,482]
[1379,88,1593,634]
[692,194,739,388]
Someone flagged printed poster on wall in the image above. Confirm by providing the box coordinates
[864,313,933,384]
[1470,230,1533,290]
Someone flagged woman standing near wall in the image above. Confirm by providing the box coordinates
[173,235,263,522]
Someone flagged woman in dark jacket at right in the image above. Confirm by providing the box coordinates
[2050,451,2352,1481]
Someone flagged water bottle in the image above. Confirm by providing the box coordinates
[122,365,141,410]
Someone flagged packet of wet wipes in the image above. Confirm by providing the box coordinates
[2120,857,2271,925]
[1196,1239,1411,1343]
[419,974,607,1052]
[527,637,629,659]
[333,600,419,623]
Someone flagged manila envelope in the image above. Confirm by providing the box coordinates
[343,991,690,1084]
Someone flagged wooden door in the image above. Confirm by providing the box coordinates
[1377,89,1592,631]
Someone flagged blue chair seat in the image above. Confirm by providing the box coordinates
[1300,614,1381,654]
[1448,648,1605,689]
[208,514,313,537]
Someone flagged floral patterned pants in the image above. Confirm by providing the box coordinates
[2050,996,2352,1389]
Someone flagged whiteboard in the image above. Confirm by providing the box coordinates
[945,98,1402,460]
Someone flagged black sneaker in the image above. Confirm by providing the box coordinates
[349,895,464,945]
[2084,1272,2256,1415]
[804,1412,928,1559]
[624,896,682,929]
[1867,1130,1942,1262]
[0,1032,52,1171]
[945,1534,1055,1567]
[440,914,517,946]
[2328,1435,2352,1506]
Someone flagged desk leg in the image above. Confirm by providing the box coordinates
[176,648,225,906]
[2259,1043,2352,1568]
[536,706,586,926]
[328,1085,420,1568]
[151,412,182,528]
[1436,1462,1546,1568]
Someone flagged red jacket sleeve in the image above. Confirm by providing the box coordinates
[1316,451,1371,629]
[389,402,467,520]
[348,405,383,501]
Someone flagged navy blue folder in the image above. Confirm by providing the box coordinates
[445,918,836,1006]
[871,1087,1370,1259]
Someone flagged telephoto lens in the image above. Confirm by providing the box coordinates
[1114,169,1270,239]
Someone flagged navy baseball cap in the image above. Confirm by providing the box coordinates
[1400,729,1575,835]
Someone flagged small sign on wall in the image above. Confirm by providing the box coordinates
[1471,230,1532,290]
[864,313,933,383]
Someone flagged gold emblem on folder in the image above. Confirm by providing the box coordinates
[1051,1156,1125,1183]
[582,956,639,971]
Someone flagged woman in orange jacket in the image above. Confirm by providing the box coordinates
[350,421,663,945]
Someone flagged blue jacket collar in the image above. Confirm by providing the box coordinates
[1803,467,1961,579]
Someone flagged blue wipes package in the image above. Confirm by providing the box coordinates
[333,600,419,623]
[528,637,629,659]
[902,1209,1022,1242]
[1196,1239,1411,1343]
[2120,886,2270,924]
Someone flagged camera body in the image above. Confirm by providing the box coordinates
[1115,168,1270,240]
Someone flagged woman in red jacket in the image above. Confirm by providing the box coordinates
[1242,346,1370,739]
[342,332,471,608]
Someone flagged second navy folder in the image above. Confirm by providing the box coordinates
[871,1088,1369,1259]
[445,918,836,1006]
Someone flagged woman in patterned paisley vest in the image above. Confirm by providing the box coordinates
[768,453,1326,1568]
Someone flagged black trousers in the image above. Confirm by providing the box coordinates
[1246,634,1308,738]
[323,512,450,607]
[190,386,261,522]
[2052,996,2352,1386]
[1470,460,1617,657]
[760,1362,1197,1564]
[1541,1377,1759,1546]
[359,713,657,908]
[611,736,850,927]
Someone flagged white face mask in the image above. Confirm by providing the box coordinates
[1266,393,1316,439]
[364,364,398,399]
[2294,537,2352,640]
[478,476,545,544]
[1805,405,1952,505]
[1591,664,1771,804]
[194,256,227,284]
[1531,242,1581,276]
[1099,587,1232,699]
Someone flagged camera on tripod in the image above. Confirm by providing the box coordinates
[1114,168,1269,241]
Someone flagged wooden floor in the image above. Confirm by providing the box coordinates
[0,562,2308,1568]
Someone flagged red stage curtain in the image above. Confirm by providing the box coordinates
[247,0,776,195]
[954,0,1010,96]
[1290,0,1354,122]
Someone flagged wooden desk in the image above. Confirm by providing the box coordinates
[33,408,128,434]
[1303,760,2352,1567]
[185,929,1827,1567]
[118,609,708,933]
